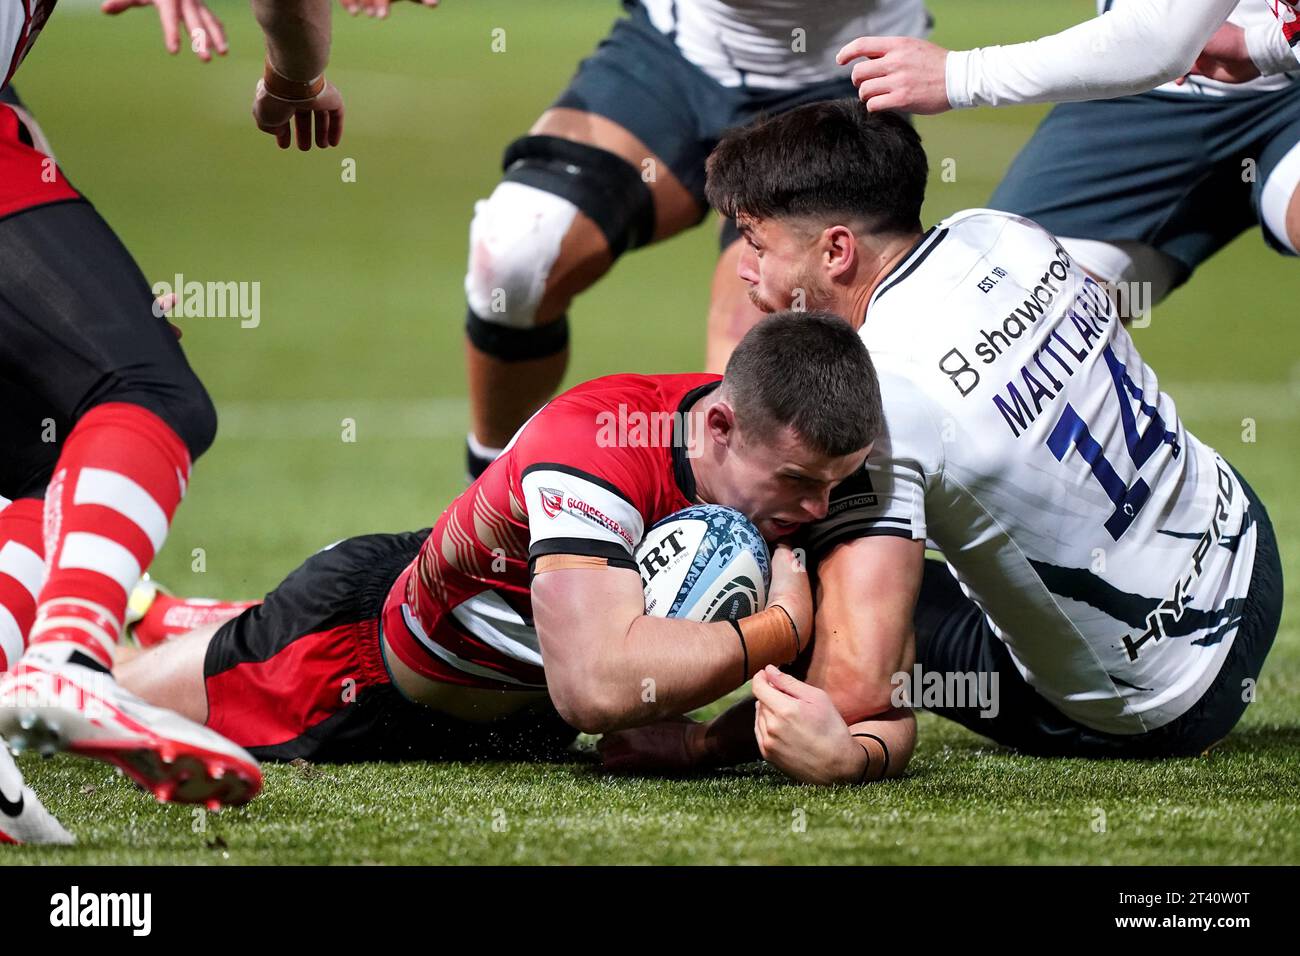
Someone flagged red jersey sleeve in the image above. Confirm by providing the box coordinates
[507,373,716,571]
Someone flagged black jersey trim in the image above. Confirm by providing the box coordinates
[812,524,917,557]
[868,226,948,312]
[528,537,638,576]
[522,462,638,508]
[671,379,722,503]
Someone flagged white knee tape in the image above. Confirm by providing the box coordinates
[464,181,580,328]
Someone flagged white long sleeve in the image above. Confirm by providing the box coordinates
[1245,15,1300,75]
[946,0,1241,109]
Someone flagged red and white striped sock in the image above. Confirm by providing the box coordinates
[26,403,191,671]
[0,497,46,671]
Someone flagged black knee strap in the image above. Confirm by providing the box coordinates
[466,308,570,362]
[501,135,655,258]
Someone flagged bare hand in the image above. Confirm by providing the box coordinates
[253,79,344,150]
[597,716,704,774]
[766,543,812,650]
[752,666,862,785]
[101,0,228,63]
[836,35,952,114]
[339,0,439,20]
[152,291,183,339]
[1186,23,1261,84]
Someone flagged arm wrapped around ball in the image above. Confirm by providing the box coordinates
[726,602,804,687]
[531,543,811,736]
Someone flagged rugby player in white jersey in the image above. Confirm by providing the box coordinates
[600,100,1283,784]
[828,0,1300,321]
[355,0,933,479]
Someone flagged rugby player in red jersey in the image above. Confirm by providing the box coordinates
[0,0,343,845]
[115,314,881,762]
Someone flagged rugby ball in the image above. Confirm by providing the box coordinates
[635,505,770,622]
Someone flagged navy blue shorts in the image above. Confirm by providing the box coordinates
[989,85,1300,285]
[912,468,1282,758]
[553,1,856,213]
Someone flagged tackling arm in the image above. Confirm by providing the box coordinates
[602,534,923,782]
[838,0,1250,114]
[750,534,923,785]
[944,0,1242,108]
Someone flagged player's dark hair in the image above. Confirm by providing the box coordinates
[724,311,882,456]
[706,99,927,236]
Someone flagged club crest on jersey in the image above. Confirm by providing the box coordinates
[1274,2,1300,43]
[539,488,565,519]
[535,487,634,546]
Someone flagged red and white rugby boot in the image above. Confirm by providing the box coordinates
[0,745,74,845]
[0,658,262,809]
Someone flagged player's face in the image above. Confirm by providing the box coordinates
[735,216,835,315]
[720,422,869,541]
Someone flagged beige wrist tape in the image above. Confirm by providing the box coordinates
[532,554,612,574]
[263,59,326,102]
[729,604,802,680]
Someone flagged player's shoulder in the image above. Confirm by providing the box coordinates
[553,371,721,410]
[508,371,717,502]
[522,372,719,447]
[931,208,1062,267]
[868,209,1065,331]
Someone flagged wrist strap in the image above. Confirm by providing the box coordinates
[263,58,326,103]
[726,618,749,687]
[733,604,801,675]
[769,602,802,655]
[853,732,890,783]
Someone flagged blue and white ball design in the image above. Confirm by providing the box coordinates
[635,505,770,623]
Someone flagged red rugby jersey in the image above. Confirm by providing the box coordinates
[381,373,721,690]
[1274,2,1300,59]
[2,2,79,220]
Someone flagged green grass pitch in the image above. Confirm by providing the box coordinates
[5,0,1298,865]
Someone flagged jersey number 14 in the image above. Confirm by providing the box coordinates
[1046,345,1181,541]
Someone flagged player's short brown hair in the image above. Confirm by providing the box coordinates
[723,311,882,457]
[706,98,927,237]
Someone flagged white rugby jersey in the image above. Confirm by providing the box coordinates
[639,0,930,89]
[2,0,57,90]
[1102,0,1296,96]
[808,209,1258,735]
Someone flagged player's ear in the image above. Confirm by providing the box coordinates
[824,224,858,279]
[704,401,737,450]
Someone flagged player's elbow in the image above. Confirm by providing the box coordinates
[824,668,903,723]
[1138,44,1201,91]
[548,674,627,735]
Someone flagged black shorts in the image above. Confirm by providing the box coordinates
[989,84,1300,282]
[553,1,856,211]
[0,192,214,499]
[912,471,1283,758]
[203,530,576,763]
